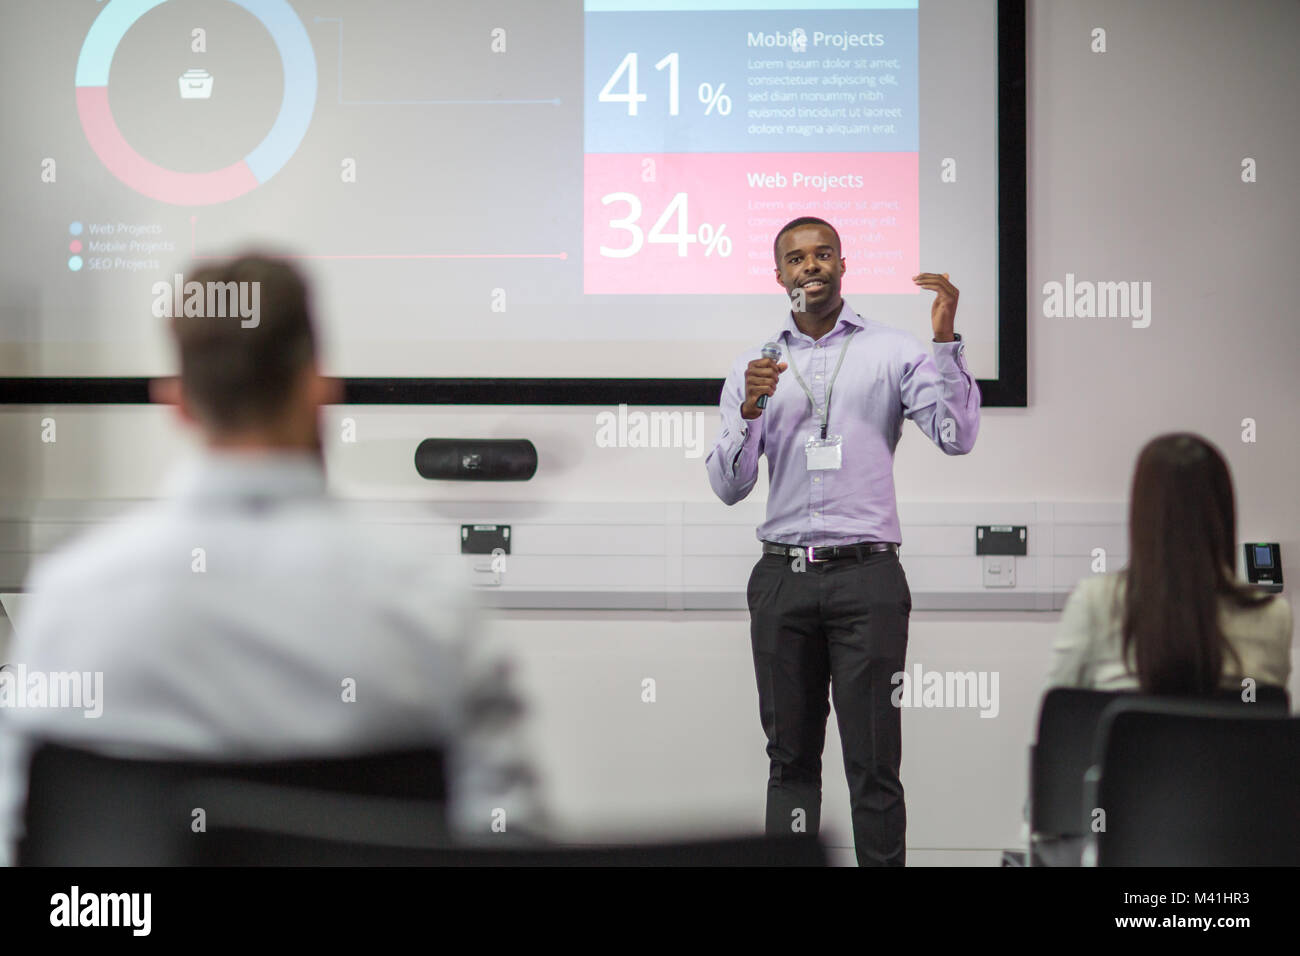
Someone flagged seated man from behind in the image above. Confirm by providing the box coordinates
[0,255,542,864]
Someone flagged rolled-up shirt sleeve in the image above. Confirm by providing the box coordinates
[705,355,765,505]
[900,333,981,455]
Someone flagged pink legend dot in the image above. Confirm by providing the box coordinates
[69,240,83,253]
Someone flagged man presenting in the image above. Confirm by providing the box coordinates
[706,217,980,866]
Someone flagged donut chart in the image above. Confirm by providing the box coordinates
[74,0,317,206]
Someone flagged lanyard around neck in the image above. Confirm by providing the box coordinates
[784,325,858,439]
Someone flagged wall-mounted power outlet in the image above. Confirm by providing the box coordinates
[471,563,503,588]
[463,525,509,587]
[983,555,1016,588]
[976,526,1027,555]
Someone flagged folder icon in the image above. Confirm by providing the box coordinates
[178,69,214,99]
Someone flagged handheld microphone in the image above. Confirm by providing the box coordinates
[756,342,782,409]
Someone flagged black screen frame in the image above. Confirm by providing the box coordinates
[0,0,1027,408]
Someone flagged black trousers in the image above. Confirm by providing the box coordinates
[746,548,911,866]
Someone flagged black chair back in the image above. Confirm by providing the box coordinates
[1088,699,1300,866]
[19,742,446,866]
[1031,684,1288,839]
[21,742,825,865]
[1032,688,1127,838]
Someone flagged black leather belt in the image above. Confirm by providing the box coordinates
[762,540,897,563]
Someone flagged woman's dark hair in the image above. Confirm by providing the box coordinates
[1119,433,1274,694]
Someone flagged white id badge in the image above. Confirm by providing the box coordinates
[805,434,843,471]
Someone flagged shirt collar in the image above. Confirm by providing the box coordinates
[167,448,328,504]
[779,300,866,344]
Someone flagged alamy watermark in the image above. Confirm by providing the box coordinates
[50,886,150,935]
[151,272,260,328]
[1042,273,1151,328]
[595,404,706,459]
[891,663,999,718]
[0,664,103,718]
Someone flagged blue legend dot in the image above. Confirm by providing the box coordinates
[68,256,83,272]
[69,221,83,236]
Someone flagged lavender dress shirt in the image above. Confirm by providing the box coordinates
[705,302,981,546]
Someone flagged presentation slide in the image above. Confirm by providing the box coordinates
[0,0,1000,381]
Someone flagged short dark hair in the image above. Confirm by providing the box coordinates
[773,217,841,264]
[170,255,317,431]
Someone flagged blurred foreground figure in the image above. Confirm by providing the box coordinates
[0,255,543,864]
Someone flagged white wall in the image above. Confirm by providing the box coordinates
[2,0,1298,863]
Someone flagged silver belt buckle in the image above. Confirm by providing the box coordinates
[805,545,830,563]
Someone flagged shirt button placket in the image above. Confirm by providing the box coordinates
[813,340,829,530]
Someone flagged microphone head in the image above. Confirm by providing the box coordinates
[760,342,781,362]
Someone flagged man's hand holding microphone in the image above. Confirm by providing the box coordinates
[740,342,786,420]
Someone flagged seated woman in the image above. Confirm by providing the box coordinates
[1049,433,1291,695]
